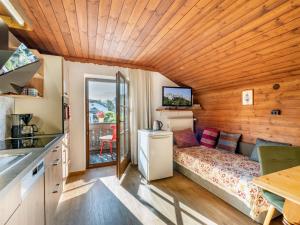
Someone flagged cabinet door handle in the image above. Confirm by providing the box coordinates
[52,159,61,166]
[52,190,58,194]
[52,149,58,152]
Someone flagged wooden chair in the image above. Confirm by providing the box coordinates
[99,125,117,155]
[257,146,300,225]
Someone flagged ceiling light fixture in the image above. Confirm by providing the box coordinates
[1,0,24,26]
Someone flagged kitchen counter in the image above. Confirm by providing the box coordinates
[0,134,64,197]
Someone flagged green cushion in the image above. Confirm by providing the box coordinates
[263,191,284,212]
[250,138,290,162]
[258,146,300,212]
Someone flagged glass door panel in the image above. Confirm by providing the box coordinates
[116,72,130,178]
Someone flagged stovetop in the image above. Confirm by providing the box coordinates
[0,136,57,151]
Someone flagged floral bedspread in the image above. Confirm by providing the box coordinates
[173,145,269,220]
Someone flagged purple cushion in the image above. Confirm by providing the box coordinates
[200,128,219,148]
[173,129,200,148]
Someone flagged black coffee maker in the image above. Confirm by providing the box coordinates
[11,114,38,138]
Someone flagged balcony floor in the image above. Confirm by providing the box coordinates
[89,149,117,165]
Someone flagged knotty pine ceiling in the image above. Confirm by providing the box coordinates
[4,0,300,93]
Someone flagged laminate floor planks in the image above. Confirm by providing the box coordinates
[54,166,283,225]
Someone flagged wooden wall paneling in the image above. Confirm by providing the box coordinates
[194,77,300,146]
[37,0,69,56]
[24,0,60,53]
[146,0,252,66]
[62,0,83,57]
[118,0,162,59]
[135,0,220,64]
[155,0,288,71]
[114,0,153,61]
[106,0,137,59]
[4,0,299,92]
[130,0,196,62]
[175,9,300,76]
[122,0,175,60]
[50,0,77,56]
[74,0,88,58]
[11,0,48,52]
[94,0,111,59]
[101,0,125,59]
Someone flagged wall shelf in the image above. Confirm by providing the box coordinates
[156,108,201,112]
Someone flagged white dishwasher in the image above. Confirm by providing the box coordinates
[138,130,173,181]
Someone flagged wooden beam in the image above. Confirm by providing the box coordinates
[0,15,31,30]
[63,56,157,72]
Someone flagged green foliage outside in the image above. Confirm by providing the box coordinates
[104,111,116,123]
[163,96,191,106]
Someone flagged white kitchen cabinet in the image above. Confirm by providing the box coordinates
[45,140,63,225]
[138,130,173,181]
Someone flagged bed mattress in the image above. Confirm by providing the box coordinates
[173,145,269,221]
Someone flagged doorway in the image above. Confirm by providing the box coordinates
[85,72,131,176]
[85,78,117,168]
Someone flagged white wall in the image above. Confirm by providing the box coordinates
[64,60,129,172]
[15,55,63,134]
[65,61,177,172]
[151,72,193,130]
[0,97,14,140]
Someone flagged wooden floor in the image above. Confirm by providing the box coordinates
[54,166,283,225]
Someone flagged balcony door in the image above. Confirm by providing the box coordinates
[116,72,131,178]
[85,78,117,168]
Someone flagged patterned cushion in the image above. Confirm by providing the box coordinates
[216,131,241,152]
[200,128,219,148]
[173,129,200,148]
[250,138,290,162]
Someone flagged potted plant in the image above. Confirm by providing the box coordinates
[96,111,105,123]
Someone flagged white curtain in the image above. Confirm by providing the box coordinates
[129,69,152,164]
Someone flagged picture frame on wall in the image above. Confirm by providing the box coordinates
[242,90,253,105]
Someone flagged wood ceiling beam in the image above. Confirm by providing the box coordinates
[64,56,157,72]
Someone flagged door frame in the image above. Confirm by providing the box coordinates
[116,72,131,178]
[85,77,117,169]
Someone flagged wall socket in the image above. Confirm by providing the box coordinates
[271,109,281,115]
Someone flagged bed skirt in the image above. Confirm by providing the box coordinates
[173,162,268,224]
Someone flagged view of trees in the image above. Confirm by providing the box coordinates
[89,98,116,123]
[163,96,191,106]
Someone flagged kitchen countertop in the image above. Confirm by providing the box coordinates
[0,133,64,197]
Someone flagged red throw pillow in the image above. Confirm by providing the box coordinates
[200,128,219,148]
[173,129,200,148]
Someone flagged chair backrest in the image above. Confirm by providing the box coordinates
[111,125,117,141]
[258,146,300,175]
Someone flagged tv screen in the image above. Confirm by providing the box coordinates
[0,43,39,76]
[162,86,192,107]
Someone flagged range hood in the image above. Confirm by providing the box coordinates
[0,19,41,94]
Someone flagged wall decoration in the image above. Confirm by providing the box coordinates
[242,90,253,105]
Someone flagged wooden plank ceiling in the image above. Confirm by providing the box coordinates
[3,0,300,93]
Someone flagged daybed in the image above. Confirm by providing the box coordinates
[173,142,273,223]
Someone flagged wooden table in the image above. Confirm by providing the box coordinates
[253,166,300,225]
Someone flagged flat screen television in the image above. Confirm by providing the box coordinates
[162,86,192,107]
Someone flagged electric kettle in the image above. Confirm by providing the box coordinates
[153,120,163,131]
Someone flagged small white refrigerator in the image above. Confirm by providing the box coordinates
[138,130,173,181]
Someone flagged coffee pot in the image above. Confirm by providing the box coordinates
[153,120,163,131]
[11,114,38,138]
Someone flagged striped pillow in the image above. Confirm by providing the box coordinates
[200,128,219,148]
[216,131,241,152]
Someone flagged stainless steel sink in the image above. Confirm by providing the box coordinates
[0,153,30,175]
